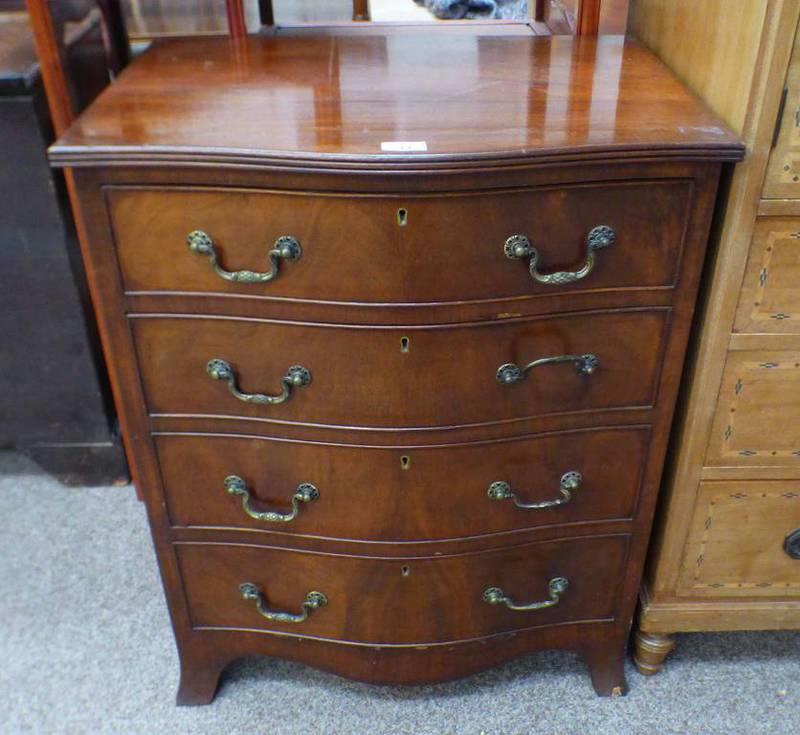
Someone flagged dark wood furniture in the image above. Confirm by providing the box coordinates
[0,9,127,484]
[49,29,741,704]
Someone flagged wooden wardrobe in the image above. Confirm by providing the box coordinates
[629,0,800,673]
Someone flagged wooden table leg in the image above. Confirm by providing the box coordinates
[633,631,676,676]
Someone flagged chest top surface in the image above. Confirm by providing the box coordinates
[50,32,742,170]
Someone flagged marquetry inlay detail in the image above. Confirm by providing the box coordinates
[735,220,800,334]
[764,30,800,198]
[678,482,800,597]
[706,352,800,467]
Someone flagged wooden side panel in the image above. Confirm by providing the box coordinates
[706,351,800,468]
[635,1,800,613]
[764,23,800,198]
[735,217,800,333]
[628,0,770,134]
[677,480,800,596]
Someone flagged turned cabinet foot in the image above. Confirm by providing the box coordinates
[176,649,230,706]
[582,643,628,697]
[633,631,675,676]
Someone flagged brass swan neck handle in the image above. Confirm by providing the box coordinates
[239,583,327,624]
[488,471,581,510]
[206,359,311,405]
[225,475,319,523]
[483,577,569,612]
[504,225,615,286]
[496,353,598,385]
[188,230,302,284]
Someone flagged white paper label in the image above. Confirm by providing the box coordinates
[380,141,428,152]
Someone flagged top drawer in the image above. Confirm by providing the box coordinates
[107,180,692,305]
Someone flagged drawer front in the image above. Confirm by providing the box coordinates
[156,427,648,540]
[706,351,800,467]
[132,310,668,429]
[108,181,691,303]
[763,27,800,199]
[734,218,800,334]
[176,535,628,644]
[677,481,800,597]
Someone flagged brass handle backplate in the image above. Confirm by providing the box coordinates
[496,353,598,385]
[483,577,569,611]
[187,230,302,283]
[785,528,800,560]
[488,471,581,510]
[239,583,327,624]
[206,359,311,405]
[225,475,319,523]
[504,225,615,285]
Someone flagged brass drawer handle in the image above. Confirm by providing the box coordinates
[504,225,615,285]
[483,577,569,612]
[225,475,319,523]
[785,528,800,560]
[488,471,581,510]
[239,583,327,624]
[187,230,302,283]
[496,353,598,384]
[206,359,311,405]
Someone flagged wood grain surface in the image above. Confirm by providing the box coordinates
[55,28,737,701]
[155,426,649,541]
[130,309,669,429]
[176,534,629,644]
[107,180,692,304]
[50,34,742,168]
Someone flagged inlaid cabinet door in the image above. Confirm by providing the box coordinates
[764,25,800,198]
[706,351,800,468]
[734,218,800,333]
[677,480,800,597]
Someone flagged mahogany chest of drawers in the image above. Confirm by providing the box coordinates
[51,32,742,703]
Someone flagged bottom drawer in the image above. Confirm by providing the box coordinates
[177,535,628,645]
[678,480,800,597]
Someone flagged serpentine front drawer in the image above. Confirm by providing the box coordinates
[51,31,743,701]
[155,426,649,540]
[176,534,629,646]
[130,308,668,429]
[106,180,692,304]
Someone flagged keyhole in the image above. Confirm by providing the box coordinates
[401,565,410,577]
[400,336,410,353]
[400,455,411,470]
[397,208,408,227]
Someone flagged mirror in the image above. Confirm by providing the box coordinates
[272,1,533,22]
[122,1,627,40]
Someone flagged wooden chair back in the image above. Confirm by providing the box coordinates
[26,0,603,136]
[257,1,370,24]
[535,0,603,34]
[25,0,247,135]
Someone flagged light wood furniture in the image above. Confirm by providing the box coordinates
[629,0,800,674]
